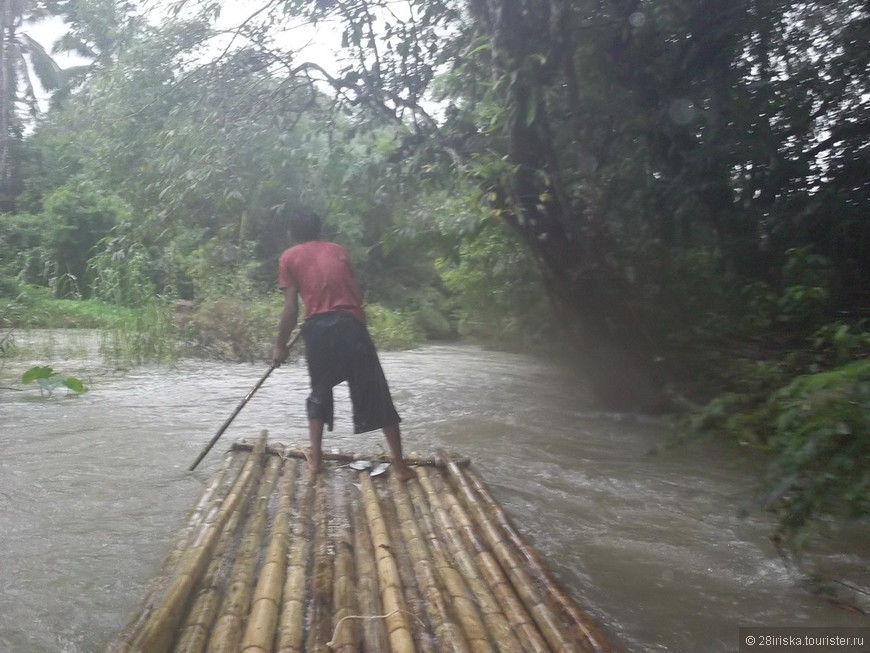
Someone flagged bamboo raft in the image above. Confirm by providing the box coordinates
[107,432,612,653]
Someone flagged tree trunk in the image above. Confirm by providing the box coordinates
[0,0,14,211]
[469,0,662,408]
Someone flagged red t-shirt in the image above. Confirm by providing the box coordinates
[278,241,365,323]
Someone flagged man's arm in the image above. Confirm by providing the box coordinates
[271,284,299,367]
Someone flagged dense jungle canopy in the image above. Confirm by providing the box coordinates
[1,0,868,543]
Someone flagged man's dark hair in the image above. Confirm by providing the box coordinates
[289,211,322,242]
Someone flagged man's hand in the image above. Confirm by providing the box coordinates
[272,286,299,368]
[271,344,290,368]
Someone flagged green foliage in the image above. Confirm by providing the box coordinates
[688,312,870,543]
[437,221,555,350]
[40,180,130,297]
[410,287,455,340]
[811,322,870,369]
[177,238,261,300]
[763,360,870,545]
[684,247,869,545]
[21,364,87,396]
[0,327,14,358]
[1,284,135,329]
[365,304,425,351]
[0,212,52,289]
[88,228,159,307]
[686,360,789,445]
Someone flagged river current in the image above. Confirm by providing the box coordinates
[1,330,867,652]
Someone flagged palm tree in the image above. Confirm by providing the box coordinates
[0,0,68,211]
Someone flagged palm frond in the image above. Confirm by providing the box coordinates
[59,64,92,82]
[19,32,63,91]
[52,33,97,59]
[13,50,40,115]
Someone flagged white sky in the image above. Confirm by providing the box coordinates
[22,2,343,108]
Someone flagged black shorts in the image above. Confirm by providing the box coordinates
[301,311,400,434]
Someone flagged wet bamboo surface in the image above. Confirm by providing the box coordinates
[107,433,612,653]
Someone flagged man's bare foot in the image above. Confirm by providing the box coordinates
[302,445,322,480]
[393,465,417,482]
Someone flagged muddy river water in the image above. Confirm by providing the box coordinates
[1,331,867,651]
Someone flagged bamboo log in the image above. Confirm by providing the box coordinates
[448,456,612,652]
[328,472,358,653]
[107,452,247,652]
[440,460,568,653]
[128,433,268,653]
[305,477,334,653]
[241,458,298,653]
[406,477,494,653]
[380,477,435,653]
[172,454,235,554]
[276,472,315,653]
[359,472,416,652]
[427,468,551,652]
[390,473,472,653]
[184,451,244,531]
[352,495,390,652]
[416,468,531,653]
[229,442,470,468]
[208,449,282,652]
[329,531,358,653]
[174,458,259,653]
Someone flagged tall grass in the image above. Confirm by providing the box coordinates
[175,295,281,362]
[100,297,178,366]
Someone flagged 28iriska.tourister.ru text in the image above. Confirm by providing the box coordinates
[744,634,865,647]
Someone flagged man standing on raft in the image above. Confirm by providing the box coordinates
[271,210,417,481]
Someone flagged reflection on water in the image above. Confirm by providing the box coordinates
[0,333,867,652]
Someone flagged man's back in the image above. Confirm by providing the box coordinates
[278,240,365,323]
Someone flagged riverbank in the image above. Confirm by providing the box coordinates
[1,292,427,367]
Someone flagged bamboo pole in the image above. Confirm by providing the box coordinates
[390,473,472,653]
[184,451,244,531]
[329,530,358,653]
[177,453,236,546]
[405,476,495,653]
[107,453,246,652]
[183,451,248,554]
[241,458,299,653]
[380,477,435,653]
[446,460,585,652]
[416,468,532,653]
[359,472,416,652]
[208,448,282,652]
[305,477,334,653]
[327,469,358,653]
[127,433,269,653]
[449,456,612,653]
[276,472,315,653]
[352,494,390,652]
[434,464,556,653]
